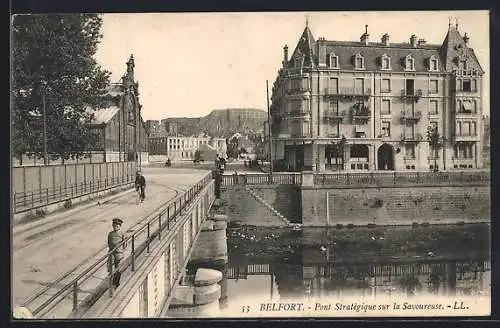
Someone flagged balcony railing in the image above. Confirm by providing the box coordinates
[400,89,423,101]
[323,110,346,121]
[454,134,479,141]
[351,106,371,124]
[400,133,423,142]
[286,87,311,95]
[454,110,478,116]
[400,110,422,122]
[324,87,371,100]
[288,109,310,117]
[290,133,309,138]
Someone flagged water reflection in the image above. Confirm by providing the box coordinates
[225,224,490,301]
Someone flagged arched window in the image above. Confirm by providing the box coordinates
[381,54,391,70]
[354,53,365,69]
[429,55,439,71]
[405,54,415,71]
[329,52,339,69]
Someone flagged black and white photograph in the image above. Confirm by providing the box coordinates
[10,10,491,319]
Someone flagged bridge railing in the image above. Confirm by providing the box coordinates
[220,170,490,187]
[28,171,213,318]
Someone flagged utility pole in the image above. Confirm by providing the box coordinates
[266,80,273,175]
[42,84,48,165]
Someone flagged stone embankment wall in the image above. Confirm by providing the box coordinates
[221,184,490,227]
[301,185,491,227]
[222,185,301,226]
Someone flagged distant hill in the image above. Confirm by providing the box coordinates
[199,108,267,138]
[156,108,267,138]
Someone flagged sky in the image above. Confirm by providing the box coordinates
[93,11,490,121]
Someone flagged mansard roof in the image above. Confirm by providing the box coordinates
[286,24,483,74]
[324,41,445,72]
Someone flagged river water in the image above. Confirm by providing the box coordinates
[185,223,490,317]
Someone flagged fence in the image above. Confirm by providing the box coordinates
[12,161,137,214]
[25,171,214,318]
[220,170,490,188]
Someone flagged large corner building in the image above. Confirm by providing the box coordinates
[269,22,485,172]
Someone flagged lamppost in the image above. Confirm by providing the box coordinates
[40,80,48,165]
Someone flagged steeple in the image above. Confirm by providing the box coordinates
[125,54,135,83]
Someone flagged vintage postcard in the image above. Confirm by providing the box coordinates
[10,10,490,319]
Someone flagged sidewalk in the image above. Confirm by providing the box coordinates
[12,167,210,309]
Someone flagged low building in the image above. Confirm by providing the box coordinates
[149,134,227,161]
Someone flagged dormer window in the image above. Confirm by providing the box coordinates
[329,53,339,69]
[381,54,391,70]
[404,54,415,71]
[294,55,303,68]
[355,53,365,70]
[429,56,439,71]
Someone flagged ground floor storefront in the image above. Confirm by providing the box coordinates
[270,138,482,172]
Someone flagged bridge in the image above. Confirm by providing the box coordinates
[12,166,219,319]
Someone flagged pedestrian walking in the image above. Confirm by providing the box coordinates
[135,171,146,203]
[108,217,126,288]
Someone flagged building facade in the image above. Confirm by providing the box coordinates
[89,55,149,164]
[269,22,485,172]
[149,134,227,160]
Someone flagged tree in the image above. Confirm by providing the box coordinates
[426,124,444,172]
[226,136,240,158]
[336,135,347,171]
[11,14,110,162]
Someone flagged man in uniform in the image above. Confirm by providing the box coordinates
[135,171,146,202]
[108,217,126,288]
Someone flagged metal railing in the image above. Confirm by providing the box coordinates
[28,172,213,318]
[313,170,490,186]
[324,87,372,96]
[220,171,489,187]
[13,175,135,214]
[400,89,423,98]
[400,110,422,121]
[400,133,424,142]
[221,172,302,186]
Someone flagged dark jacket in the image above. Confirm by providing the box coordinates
[135,175,146,187]
[108,230,125,256]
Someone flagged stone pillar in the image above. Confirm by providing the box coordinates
[318,144,326,172]
[168,268,223,317]
[301,171,314,187]
[190,214,228,266]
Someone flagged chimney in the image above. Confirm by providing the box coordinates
[283,44,289,67]
[381,33,390,46]
[463,32,470,45]
[417,38,427,46]
[410,34,417,47]
[318,37,327,67]
[360,25,369,45]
